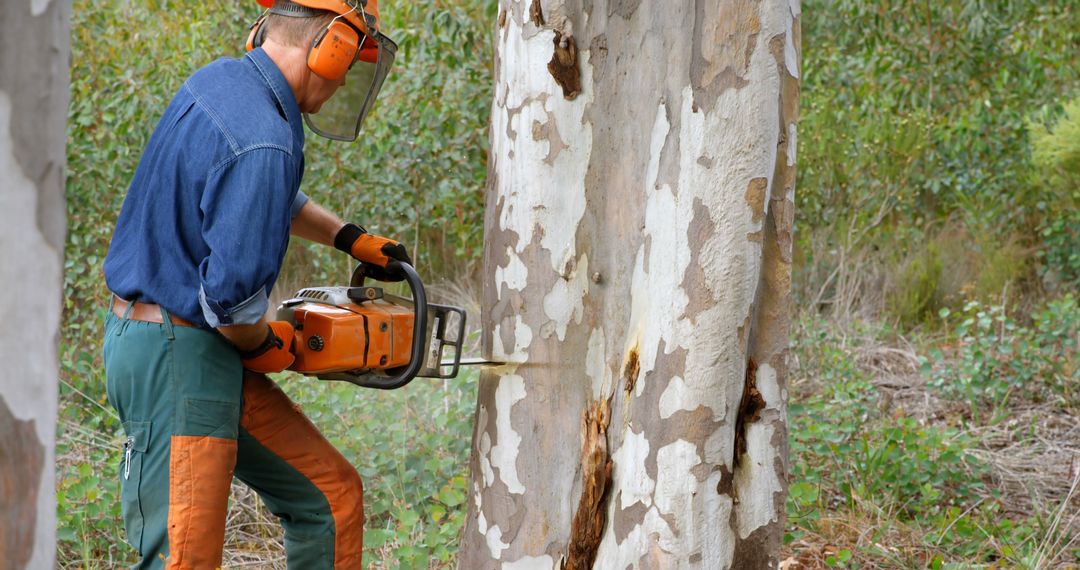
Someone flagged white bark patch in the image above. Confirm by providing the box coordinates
[756,363,784,413]
[734,422,783,538]
[501,555,556,570]
[654,439,701,519]
[787,123,797,166]
[490,375,528,494]
[486,524,511,559]
[658,375,692,419]
[701,470,737,568]
[612,427,654,510]
[783,21,800,79]
[625,102,695,398]
[496,246,529,292]
[493,12,594,273]
[492,315,534,362]
[704,424,736,467]
[541,253,589,341]
[32,0,52,16]
[480,431,496,486]
[585,327,608,398]
[595,506,676,569]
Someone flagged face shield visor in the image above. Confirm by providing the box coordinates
[304,31,397,142]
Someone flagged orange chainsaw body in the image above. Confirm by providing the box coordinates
[276,262,467,390]
[288,299,415,375]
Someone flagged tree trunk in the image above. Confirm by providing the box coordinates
[462,0,799,568]
[0,0,70,566]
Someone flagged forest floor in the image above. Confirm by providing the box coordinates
[780,310,1079,569]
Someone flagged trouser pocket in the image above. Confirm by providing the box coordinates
[119,420,151,553]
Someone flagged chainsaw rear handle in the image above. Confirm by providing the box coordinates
[338,260,428,390]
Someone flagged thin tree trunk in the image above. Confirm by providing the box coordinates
[0,0,70,566]
[463,0,799,568]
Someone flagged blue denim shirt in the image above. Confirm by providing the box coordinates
[104,48,310,328]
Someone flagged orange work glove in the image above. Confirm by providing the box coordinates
[239,321,296,373]
[334,223,413,281]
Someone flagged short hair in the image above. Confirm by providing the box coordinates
[263,10,338,48]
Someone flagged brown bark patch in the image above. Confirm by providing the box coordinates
[690,0,760,111]
[733,358,765,469]
[530,0,545,25]
[548,31,581,100]
[745,177,768,224]
[498,8,508,28]
[622,346,641,396]
[732,521,781,569]
[566,398,612,570]
[0,396,43,565]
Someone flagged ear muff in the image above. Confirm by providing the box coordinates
[307,20,361,81]
[246,14,269,52]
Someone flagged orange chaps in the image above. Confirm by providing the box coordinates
[104,309,364,569]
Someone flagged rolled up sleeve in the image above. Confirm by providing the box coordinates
[198,147,298,327]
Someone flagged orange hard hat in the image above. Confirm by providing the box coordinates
[254,0,382,37]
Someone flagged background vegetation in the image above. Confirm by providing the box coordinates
[59,0,1077,567]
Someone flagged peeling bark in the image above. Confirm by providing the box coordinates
[566,398,613,569]
[464,0,799,566]
[548,31,580,100]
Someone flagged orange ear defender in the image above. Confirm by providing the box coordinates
[306,19,361,81]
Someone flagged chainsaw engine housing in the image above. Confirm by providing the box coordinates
[275,263,467,390]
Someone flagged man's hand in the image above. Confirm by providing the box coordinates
[334,223,412,281]
[234,321,296,373]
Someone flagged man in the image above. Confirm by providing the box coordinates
[102,1,402,566]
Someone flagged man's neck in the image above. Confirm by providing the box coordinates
[260,39,311,110]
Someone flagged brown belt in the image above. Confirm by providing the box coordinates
[112,296,196,328]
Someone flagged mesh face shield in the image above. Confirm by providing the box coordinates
[304,32,397,142]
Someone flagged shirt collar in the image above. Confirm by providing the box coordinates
[245,47,305,151]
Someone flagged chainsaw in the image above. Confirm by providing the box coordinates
[275,261,472,390]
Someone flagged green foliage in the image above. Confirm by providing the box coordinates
[798,0,1080,320]
[1030,98,1080,289]
[789,321,986,528]
[928,296,1080,414]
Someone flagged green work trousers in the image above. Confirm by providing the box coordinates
[103,305,365,569]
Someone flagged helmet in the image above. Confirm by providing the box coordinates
[248,0,398,141]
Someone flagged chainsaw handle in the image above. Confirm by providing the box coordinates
[344,261,428,390]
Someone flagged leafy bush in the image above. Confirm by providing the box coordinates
[928,296,1080,414]
[788,319,986,524]
[1030,98,1080,289]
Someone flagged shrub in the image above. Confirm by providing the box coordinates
[927,296,1080,414]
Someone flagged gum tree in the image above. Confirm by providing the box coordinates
[0,0,70,566]
[462,0,800,567]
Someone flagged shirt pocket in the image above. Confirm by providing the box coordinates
[120,420,151,553]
